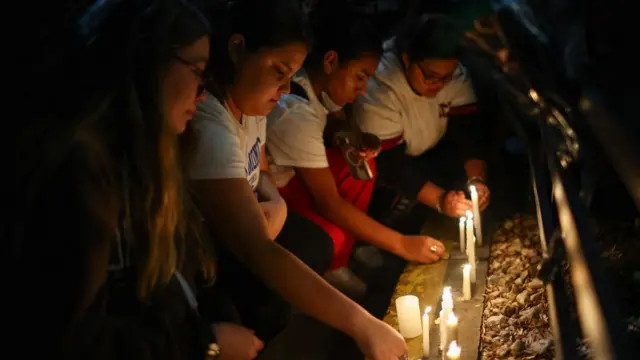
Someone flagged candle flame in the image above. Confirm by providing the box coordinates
[459,216,466,224]
[446,312,458,325]
[469,184,477,193]
[447,341,461,357]
[529,88,540,102]
[465,210,473,218]
[462,263,471,274]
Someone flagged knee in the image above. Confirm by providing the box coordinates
[276,212,335,274]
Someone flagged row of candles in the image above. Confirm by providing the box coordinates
[460,184,483,296]
[395,287,460,359]
[393,185,484,359]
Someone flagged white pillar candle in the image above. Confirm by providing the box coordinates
[469,185,483,246]
[395,295,422,338]
[458,216,466,253]
[422,306,431,357]
[462,264,472,300]
[465,211,474,257]
[469,236,477,283]
[446,341,461,360]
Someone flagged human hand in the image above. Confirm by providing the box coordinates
[441,190,473,218]
[213,322,264,360]
[400,235,446,263]
[353,315,407,360]
[470,181,490,211]
[259,198,287,240]
[357,147,380,161]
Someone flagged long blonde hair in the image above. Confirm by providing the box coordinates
[78,0,214,298]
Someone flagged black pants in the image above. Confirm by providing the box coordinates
[210,209,334,342]
[375,135,468,201]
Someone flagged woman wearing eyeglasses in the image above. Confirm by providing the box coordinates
[353,14,491,219]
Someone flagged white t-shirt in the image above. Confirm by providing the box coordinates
[267,69,329,188]
[188,93,266,191]
[353,43,476,156]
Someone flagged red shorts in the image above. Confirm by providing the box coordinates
[279,148,376,269]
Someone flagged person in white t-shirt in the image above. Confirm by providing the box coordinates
[353,14,491,219]
[184,0,408,358]
[267,5,446,274]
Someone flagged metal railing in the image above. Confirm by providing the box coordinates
[460,1,638,358]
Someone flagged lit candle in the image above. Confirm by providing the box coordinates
[469,235,477,283]
[422,306,431,357]
[446,341,461,360]
[465,211,474,257]
[442,286,453,310]
[439,287,454,350]
[462,264,472,300]
[469,185,483,246]
[458,216,466,253]
[395,295,422,338]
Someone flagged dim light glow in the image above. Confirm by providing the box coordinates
[463,263,471,274]
[446,312,458,326]
[447,341,461,357]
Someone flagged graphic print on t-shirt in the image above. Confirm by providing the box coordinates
[246,136,262,190]
[438,101,452,119]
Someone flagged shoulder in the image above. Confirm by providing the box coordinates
[438,66,477,104]
[193,95,238,132]
[359,53,407,107]
[192,96,240,144]
[268,97,324,133]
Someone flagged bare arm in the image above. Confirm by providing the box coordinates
[295,167,404,256]
[190,178,370,337]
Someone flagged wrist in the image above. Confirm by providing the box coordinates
[344,306,375,339]
[467,176,486,188]
[435,190,448,214]
[464,159,487,180]
[389,230,406,254]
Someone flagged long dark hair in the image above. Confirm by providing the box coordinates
[15,0,213,298]
[394,13,464,62]
[304,2,382,71]
[202,0,310,100]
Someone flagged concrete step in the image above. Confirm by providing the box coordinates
[379,214,490,360]
[258,210,492,360]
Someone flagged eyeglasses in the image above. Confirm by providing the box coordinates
[419,65,464,85]
[173,55,210,96]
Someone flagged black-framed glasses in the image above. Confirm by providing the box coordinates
[173,55,210,96]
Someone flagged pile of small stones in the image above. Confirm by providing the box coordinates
[479,215,554,360]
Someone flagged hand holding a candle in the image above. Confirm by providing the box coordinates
[469,180,490,210]
[441,190,473,218]
[400,235,446,263]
